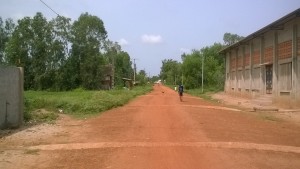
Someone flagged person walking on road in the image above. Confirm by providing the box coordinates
[178,84,184,102]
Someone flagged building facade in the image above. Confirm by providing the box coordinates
[220,9,300,108]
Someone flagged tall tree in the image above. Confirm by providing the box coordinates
[179,43,224,89]
[70,12,108,89]
[136,69,147,85]
[0,17,5,63]
[5,17,34,89]
[0,17,15,63]
[30,12,53,90]
[223,32,244,46]
[49,16,72,90]
[3,12,132,91]
[181,50,202,89]
[160,59,181,85]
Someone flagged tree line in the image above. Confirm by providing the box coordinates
[0,12,136,91]
[160,33,243,90]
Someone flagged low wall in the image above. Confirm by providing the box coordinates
[0,66,23,129]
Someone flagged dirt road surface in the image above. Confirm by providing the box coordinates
[1,85,300,169]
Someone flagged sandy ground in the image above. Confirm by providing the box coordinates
[1,84,300,169]
[212,92,300,124]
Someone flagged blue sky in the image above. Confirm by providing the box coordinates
[1,0,300,76]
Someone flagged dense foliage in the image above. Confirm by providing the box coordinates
[160,59,181,85]
[160,32,243,91]
[0,13,134,90]
[223,32,244,46]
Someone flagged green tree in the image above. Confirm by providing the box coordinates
[181,50,202,89]
[0,17,15,64]
[223,32,244,46]
[49,16,72,90]
[136,69,147,85]
[70,12,108,89]
[104,40,133,87]
[30,12,54,90]
[180,43,224,90]
[150,75,160,83]
[0,17,5,63]
[160,59,181,85]
[4,12,132,91]
[5,16,34,89]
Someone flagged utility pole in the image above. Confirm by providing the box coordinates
[133,58,137,84]
[202,54,204,93]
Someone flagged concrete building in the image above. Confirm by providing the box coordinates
[220,8,300,108]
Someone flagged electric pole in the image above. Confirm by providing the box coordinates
[133,58,137,84]
[202,54,204,93]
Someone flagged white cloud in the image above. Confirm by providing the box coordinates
[118,38,129,46]
[180,48,190,53]
[141,34,163,44]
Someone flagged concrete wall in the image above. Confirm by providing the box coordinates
[0,66,23,129]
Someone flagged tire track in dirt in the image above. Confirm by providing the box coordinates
[27,141,300,154]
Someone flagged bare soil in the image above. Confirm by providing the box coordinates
[1,84,300,169]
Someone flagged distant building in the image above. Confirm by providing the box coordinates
[220,8,300,108]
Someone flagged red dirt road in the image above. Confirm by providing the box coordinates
[1,85,300,169]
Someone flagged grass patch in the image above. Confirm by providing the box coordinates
[24,85,152,122]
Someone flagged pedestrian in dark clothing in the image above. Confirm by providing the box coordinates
[178,84,183,101]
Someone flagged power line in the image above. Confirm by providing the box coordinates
[39,0,60,17]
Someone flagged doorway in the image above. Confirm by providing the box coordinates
[265,64,273,94]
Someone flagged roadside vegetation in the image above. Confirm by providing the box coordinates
[24,85,152,123]
[0,12,153,124]
[160,33,243,99]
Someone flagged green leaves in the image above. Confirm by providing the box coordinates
[160,43,225,90]
[70,13,108,90]
[160,59,181,85]
[2,12,133,91]
[223,32,244,46]
[0,17,15,64]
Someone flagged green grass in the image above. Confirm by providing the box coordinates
[24,85,152,122]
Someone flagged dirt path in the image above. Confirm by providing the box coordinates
[1,85,300,169]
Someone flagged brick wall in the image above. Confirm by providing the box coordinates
[230,57,236,70]
[252,50,260,65]
[264,46,273,63]
[237,55,243,68]
[244,53,250,66]
[278,40,292,60]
